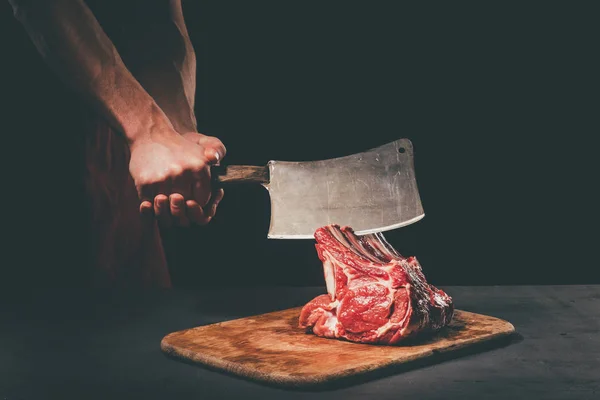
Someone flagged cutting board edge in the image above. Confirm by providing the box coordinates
[161,337,340,388]
[159,309,518,389]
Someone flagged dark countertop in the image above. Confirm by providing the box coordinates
[1,285,599,400]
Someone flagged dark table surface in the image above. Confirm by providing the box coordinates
[1,285,599,400]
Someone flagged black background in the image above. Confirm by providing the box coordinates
[1,1,597,291]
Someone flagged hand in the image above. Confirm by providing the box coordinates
[181,131,227,223]
[180,132,226,166]
[128,129,226,227]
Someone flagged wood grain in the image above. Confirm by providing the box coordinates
[161,307,516,389]
[212,165,269,184]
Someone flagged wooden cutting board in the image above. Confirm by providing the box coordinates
[161,307,516,389]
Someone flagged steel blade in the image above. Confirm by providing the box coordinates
[265,138,424,239]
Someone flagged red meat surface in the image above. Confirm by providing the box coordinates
[299,224,454,345]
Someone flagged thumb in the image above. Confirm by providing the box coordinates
[197,136,226,165]
[204,147,221,165]
[181,132,225,165]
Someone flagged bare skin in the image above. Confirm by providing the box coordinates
[8,0,224,227]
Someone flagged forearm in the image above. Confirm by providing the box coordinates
[9,0,176,145]
[120,0,198,133]
[133,36,198,134]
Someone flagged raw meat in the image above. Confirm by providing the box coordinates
[299,224,453,345]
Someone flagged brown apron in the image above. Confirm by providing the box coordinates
[82,115,172,289]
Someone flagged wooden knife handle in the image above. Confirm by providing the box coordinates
[211,165,269,185]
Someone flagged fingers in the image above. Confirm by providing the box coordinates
[194,134,227,165]
[151,189,224,228]
[187,188,225,226]
[192,176,212,208]
[185,200,205,224]
[204,188,225,223]
[204,148,221,165]
[154,194,171,227]
[171,169,195,204]
[207,188,225,218]
[140,200,153,215]
[143,172,213,228]
[135,132,226,227]
[181,132,226,164]
[169,193,190,227]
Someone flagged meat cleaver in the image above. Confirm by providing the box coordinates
[212,139,424,239]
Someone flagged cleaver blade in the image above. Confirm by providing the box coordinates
[213,138,424,239]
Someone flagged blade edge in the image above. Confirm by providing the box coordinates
[267,213,425,239]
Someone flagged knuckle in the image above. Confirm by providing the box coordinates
[142,172,166,185]
[137,174,151,186]
[208,136,224,145]
[156,174,168,183]
[192,157,206,168]
[169,164,184,176]
[191,158,206,170]
[213,140,226,154]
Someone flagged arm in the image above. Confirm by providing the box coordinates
[9,0,225,226]
[117,0,199,134]
[114,0,226,172]
[8,0,178,146]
